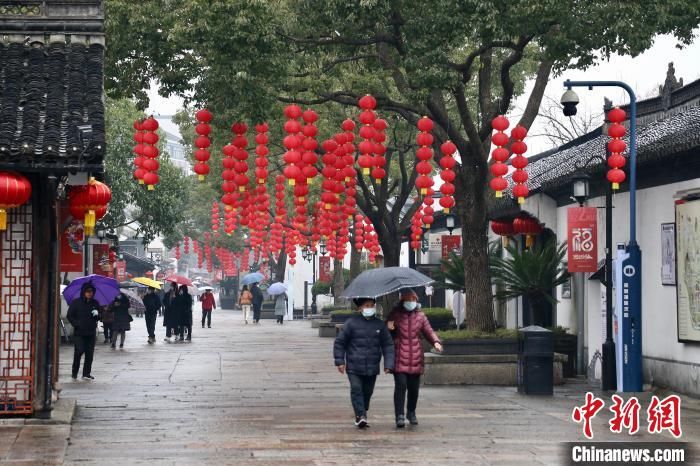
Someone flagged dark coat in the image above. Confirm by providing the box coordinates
[333,314,395,376]
[172,293,193,327]
[162,290,178,327]
[251,285,263,309]
[143,292,161,314]
[111,295,132,332]
[386,306,440,374]
[66,285,101,336]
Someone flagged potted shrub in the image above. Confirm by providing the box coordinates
[421,307,454,331]
[435,328,519,355]
[330,309,357,323]
[489,238,570,327]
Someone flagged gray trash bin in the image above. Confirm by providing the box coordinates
[517,325,553,395]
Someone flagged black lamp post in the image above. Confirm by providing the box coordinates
[445,213,456,235]
[319,240,327,256]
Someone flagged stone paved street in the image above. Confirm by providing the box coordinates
[48,305,699,465]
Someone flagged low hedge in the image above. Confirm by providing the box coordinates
[437,328,519,341]
[421,307,453,319]
[330,309,357,317]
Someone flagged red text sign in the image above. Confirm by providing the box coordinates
[319,256,332,282]
[567,207,598,273]
[441,235,461,259]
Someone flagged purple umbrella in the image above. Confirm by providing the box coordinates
[63,274,121,306]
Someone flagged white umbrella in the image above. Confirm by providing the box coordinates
[199,286,214,292]
[267,282,288,296]
[452,292,466,329]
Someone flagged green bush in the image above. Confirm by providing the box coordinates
[421,307,453,319]
[330,309,357,317]
[437,328,519,340]
[547,325,572,335]
[312,281,331,297]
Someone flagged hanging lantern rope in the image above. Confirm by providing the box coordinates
[607,107,627,190]
[194,108,212,181]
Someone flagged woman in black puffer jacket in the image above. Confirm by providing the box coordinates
[333,297,395,429]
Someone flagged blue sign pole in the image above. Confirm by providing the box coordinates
[563,80,642,392]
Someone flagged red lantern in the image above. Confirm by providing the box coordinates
[510,124,529,204]
[415,117,434,196]
[439,141,457,213]
[512,215,543,248]
[606,107,627,190]
[0,171,31,230]
[490,115,511,198]
[68,178,112,236]
[357,96,377,177]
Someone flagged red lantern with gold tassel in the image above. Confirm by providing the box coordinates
[510,125,529,204]
[140,116,160,190]
[490,219,515,246]
[607,107,627,190]
[283,104,303,186]
[68,178,112,236]
[415,117,434,196]
[439,140,457,213]
[512,215,543,248]
[0,171,31,230]
[357,96,377,176]
[254,123,270,184]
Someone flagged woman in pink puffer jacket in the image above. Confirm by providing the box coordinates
[386,288,442,428]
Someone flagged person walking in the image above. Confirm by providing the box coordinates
[200,289,216,328]
[100,303,114,344]
[66,282,101,380]
[173,285,193,342]
[143,286,161,344]
[333,297,395,429]
[274,291,287,324]
[110,293,132,349]
[239,285,253,324]
[250,282,263,324]
[386,289,443,428]
[162,282,179,342]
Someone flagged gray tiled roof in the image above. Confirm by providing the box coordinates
[0,41,105,171]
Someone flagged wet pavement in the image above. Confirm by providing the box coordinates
[8,303,699,465]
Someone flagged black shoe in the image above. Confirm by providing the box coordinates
[71,374,77,380]
[358,416,368,429]
[396,415,406,428]
[82,375,94,380]
[208,326,211,328]
[407,412,418,425]
[119,344,124,348]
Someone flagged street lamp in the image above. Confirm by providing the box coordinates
[562,79,641,392]
[96,225,106,242]
[319,240,327,256]
[445,213,456,235]
[572,175,590,207]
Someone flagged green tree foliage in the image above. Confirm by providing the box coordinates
[102,98,189,244]
[105,0,700,330]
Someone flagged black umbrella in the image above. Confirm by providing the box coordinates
[341,267,434,299]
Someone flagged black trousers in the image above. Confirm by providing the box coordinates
[393,373,421,416]
[72,334,96,377]
[145,311,157,338]
[102,323,112,341]
[179,325,192,339]
[276,314,284,323]
[252,305,261,322]
[201,310,212,327]
[347,373,377,417]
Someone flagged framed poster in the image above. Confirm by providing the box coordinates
[676,200,700,343]
[661,223,676,285]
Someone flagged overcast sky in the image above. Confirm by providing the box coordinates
[147,30,700,154]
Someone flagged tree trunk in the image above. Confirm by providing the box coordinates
[378,236,400,268]
[455,161,495,332]
[332,259,345,301]
[349,243,361,280]
[273,250,287,282]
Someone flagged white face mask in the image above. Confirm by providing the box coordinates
[403,301,418,311]
[361,307,376,318]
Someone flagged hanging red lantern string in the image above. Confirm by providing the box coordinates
[607,107,627,190]
[340,119,357,183]
[183,236,190,255]
[175,243,181,261]
[489,115,510,198]
[301,109,319,185]
[194,108,213,181]
[353,214,365,252]
[415,116,435,196]
[194,241,204,269]
[357,96,377,176]
[224,208,237,236]
[439,141,457,213]
[254,123,270,185]
[283,104,303,186]
[422,188,435,230]
[320,138,339,211]
[372,117,387,183]
[0,171,31,230]
[230,122,249,193]
[139,116,160,190]
[132,119,146,184]
[410,205,423,251]
[510,125,529,204]
[211,201,220,234]
[513,215,543,248]
[68,178,112,236]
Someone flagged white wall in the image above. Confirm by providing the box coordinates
[551,179,700,395]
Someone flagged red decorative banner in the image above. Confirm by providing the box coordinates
[92,244,112,276]
[567,207,598,273]
[59,205,84,272]
[319,256,332,282]
[115,260,127,282]
[441,235,462,259]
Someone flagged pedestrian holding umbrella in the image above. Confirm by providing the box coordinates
[133,276,163,289]
[241,272,264,286]
[267,282,288,296]
[342,267,434,299]
[63,275,121,307]
[120,289,146,315]
[163,274,193,286]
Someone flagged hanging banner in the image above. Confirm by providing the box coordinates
[92,244,112,276]
[441,235,462,258]
[59,205,84,272]
[567,207,598,273]
[319,256,332,282]
[115,260,127,282]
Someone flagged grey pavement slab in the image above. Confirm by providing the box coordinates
[42,308,700,465]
